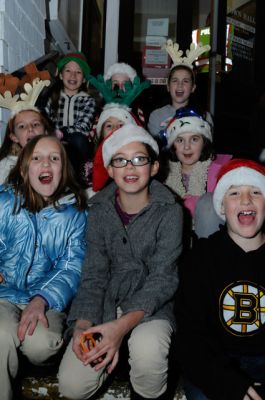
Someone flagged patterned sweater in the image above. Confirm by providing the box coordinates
[45,91,96,137]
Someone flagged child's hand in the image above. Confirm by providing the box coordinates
[17,296,48,342]
[72,320,95,363]
[0,273,4,283]
[79,319,126,373]
[55,129,64,140]
[244,385,263,400]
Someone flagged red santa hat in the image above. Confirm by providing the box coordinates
[92,124,159,192]
[213,158,265,220]
[102,123,159,168]
[92,134,111,192]
[96,103,139,137]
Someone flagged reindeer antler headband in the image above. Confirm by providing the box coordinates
[163,39,211,69]
[0,64,50,117]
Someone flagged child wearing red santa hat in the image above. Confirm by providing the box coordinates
[88,104,142,196]
[176,158,265,400]
[58,123,183,400]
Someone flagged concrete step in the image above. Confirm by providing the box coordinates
[20,373,187,400]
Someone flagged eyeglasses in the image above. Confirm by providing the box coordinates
[110,156,151,168]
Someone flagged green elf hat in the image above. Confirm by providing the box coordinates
[57,52,91,80]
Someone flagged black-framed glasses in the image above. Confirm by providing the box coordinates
[110,156,151,168]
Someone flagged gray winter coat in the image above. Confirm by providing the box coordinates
[68,179,183,331]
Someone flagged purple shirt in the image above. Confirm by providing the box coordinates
[115,190,137,226]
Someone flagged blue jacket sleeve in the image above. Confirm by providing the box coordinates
[29,210,87,311]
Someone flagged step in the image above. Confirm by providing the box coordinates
[20,374,187,400]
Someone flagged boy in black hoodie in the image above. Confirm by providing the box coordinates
[177,158,265,400]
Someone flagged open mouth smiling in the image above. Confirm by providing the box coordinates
[39,173,53,184]
[238,210,256,223]
[124,175,138,183]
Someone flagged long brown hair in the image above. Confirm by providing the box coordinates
[7,135,87,213]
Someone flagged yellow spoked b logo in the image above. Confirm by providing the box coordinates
[220,281,265,336]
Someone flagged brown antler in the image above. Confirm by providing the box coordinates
[0,74,20,95]
[19,63,50,86]
[0,63,50,114]
[0,76,50,114]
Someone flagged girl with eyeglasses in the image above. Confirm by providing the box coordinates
[58,123,183,400]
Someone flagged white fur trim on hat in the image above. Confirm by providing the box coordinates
[96,103,136,137]
[102,123,159,167]
[213,167,265,220]
[167,116,212,147]
[104,63,137,82]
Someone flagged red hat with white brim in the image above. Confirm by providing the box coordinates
[96,103,138,137]
[213,158,265,220]
[102,123,159,168]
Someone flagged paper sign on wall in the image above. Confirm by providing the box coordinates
[147,18,169,37]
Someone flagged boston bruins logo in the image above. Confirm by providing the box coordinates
[219,281,265,336]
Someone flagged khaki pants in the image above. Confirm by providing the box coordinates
[59,319,173,399]
[0,300,65,400]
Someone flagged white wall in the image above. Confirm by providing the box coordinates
[0,0,46,142]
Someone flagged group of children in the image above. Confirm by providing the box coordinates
[0,43,265,400]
